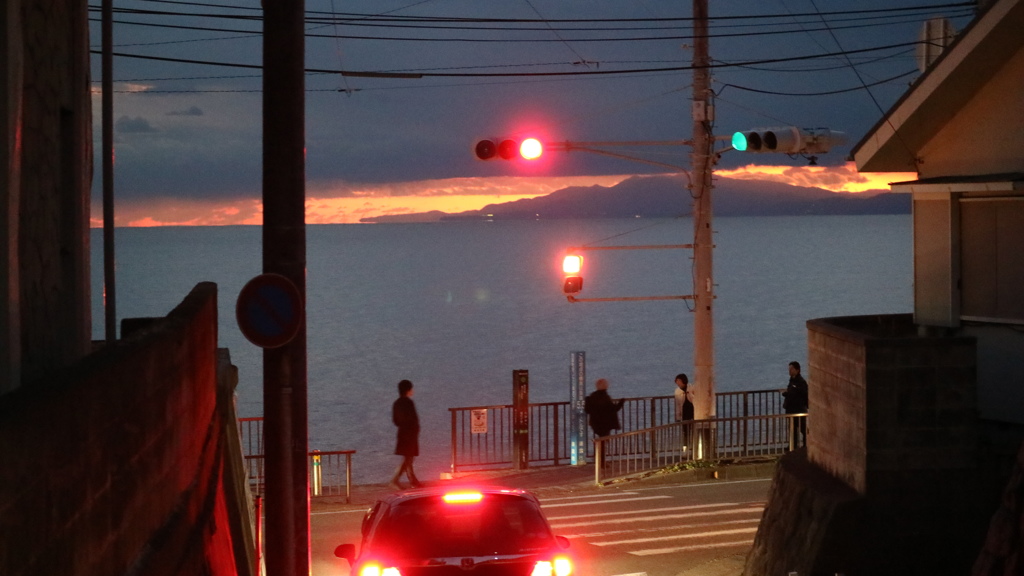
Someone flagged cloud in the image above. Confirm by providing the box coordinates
[305,174,630,199]
[167,106,204,117]
[116,115,157,133]
[715,162,914,193]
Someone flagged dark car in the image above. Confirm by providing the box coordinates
[336,486,573,576]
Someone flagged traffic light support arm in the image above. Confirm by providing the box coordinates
[567,294,695,303]
[569,244,693,252]
[550,142,692,174]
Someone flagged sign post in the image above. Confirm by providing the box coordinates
[569,352,587,465]
[512,370,529,471]
[236,273,303,349]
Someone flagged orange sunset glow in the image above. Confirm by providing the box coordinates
[93,163,915,227]
[716,162,914,193]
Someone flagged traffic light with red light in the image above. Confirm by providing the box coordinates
[474,138,544,161]
[562,254,583,294]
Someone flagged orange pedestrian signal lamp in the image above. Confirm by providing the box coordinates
[562,254,583,294]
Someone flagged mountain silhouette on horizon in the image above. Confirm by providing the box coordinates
[361,174,909,223]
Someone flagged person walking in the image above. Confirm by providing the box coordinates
[389,379,421,490]
[782,361,809,448]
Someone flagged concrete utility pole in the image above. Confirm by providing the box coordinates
[263,0,310,573]
[690,0,716,419]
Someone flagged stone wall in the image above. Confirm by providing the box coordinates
[0,283,255,576]
[806,313,977,494]
[745,313,997,575]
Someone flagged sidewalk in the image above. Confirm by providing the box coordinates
[311,458,778,511]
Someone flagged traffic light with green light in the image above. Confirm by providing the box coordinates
[731,127,846,155]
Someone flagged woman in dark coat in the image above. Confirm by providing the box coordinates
[389,379,421,489]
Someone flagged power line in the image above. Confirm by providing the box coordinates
[110,0,974,24]
[92,40,925,78]
[717,68,918,97]
[88,9,974,45]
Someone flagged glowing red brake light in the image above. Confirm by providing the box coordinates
[360,564,401,576]
[442,491,483,504]
[531,557,572,576]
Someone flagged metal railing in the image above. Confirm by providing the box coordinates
[594,413,806,483]
[238,417,355,502]
[449,389,786,473]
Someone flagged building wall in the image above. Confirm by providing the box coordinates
[918,47,1024,178]
[913,194,960,327]
[0,283,254,576]
[2,0,92,394]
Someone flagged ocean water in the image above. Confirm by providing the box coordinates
[90,215,911,482]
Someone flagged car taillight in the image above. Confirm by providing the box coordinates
[531,557,572,576]
[443,491,484,504]
[359,564,402,576]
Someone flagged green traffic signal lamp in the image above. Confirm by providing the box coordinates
[475,140,498,160]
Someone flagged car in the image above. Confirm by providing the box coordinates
[336,486,573,576]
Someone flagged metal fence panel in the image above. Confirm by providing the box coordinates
[448,390,786,473]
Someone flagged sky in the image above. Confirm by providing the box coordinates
[88,0,975,226]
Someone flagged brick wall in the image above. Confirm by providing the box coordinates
[744,314,989,575]
[806,313,977,493]
[0,283,254,576]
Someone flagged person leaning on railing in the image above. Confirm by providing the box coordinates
[585,378,625,467]
[782,361,809,448]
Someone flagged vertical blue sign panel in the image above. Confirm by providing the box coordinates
[569,351,587,465]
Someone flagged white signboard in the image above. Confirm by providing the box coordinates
[471,409,488,434]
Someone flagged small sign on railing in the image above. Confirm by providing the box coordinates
[471,409,488,434]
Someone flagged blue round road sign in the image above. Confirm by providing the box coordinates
[236,273,303,348]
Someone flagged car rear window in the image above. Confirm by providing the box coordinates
[373,494,555,558]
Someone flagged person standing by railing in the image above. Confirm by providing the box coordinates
[674,373,695,449]
[585,378,625,468]
[782,361,809,448]
[585,378,625,438]
[674,373,695,422]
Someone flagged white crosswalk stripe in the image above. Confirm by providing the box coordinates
[542,495,672,509]
[541,491,765,557]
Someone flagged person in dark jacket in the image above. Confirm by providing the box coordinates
[584,378,625,438]
[782,361,809,447]
[389,379,421,490]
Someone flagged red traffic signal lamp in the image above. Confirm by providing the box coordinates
[562,254,583,294]
[474,138,543,161]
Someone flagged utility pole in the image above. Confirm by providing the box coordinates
[263,0,310,573]
[690,0,716,420]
